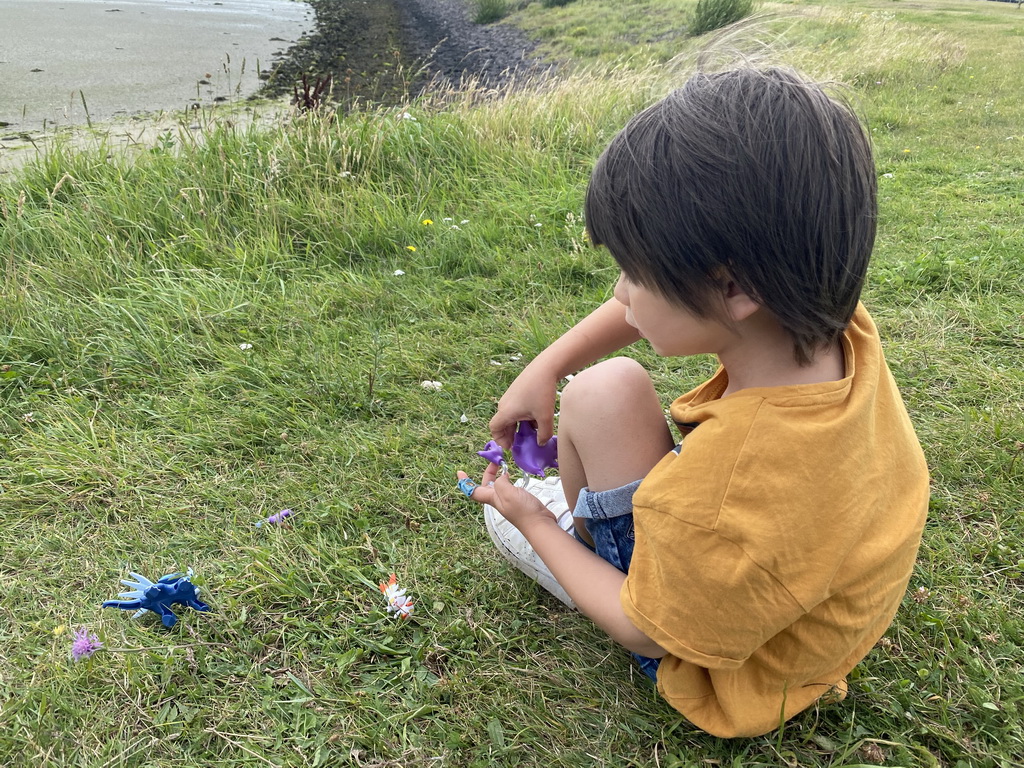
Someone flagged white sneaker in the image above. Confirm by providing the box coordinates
[483,475,576,609]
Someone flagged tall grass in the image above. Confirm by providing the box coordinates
[1,1,1022,766]
[474,0,510,24]
[690,0,757,37]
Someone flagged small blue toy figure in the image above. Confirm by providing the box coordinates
[102,568,211,629]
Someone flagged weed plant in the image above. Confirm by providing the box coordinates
[1,1,1022,766]
[689,0,756,37]
[475,0,510,24]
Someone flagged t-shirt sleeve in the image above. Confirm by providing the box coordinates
[621,512,806,669]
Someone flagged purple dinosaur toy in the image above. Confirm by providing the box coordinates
[102,569,211,629]
[477,421,558,477]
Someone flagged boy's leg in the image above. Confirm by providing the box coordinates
[557,357,674,546]
[481,356,670,609]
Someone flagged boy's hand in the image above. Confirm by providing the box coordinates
[489,365,560,449]
[456,464,554,532]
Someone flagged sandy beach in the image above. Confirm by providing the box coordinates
[0,0,313,129]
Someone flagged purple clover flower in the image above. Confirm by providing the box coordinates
[71,627,103,661]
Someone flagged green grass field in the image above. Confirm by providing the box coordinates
[1,0,1021,765]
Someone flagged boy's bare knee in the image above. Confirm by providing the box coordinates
[562,357,652,414]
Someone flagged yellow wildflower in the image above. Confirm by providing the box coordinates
[406,245,417,252]
[422,219,433,225]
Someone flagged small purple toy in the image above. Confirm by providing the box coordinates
[478,421,558,477]
[256,508,293,527]
[102,569,211,629]
[477,441,505,465]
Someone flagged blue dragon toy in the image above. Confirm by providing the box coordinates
[102,569,211,629]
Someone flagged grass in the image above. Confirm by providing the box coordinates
[689,0,758,37]
[475,0,511,24]
[1,0,1022,766]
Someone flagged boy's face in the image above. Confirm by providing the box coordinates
[614,272,730,358]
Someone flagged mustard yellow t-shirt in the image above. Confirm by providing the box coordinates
[621,304,929,738]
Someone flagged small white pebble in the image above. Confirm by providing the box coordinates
[420,380,443,390]
[393,269,405,276]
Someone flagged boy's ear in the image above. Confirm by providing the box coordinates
[720,274,761,323]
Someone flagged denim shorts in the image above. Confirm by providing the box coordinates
[573,479,661,682]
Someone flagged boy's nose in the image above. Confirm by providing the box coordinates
[613,274,629,305]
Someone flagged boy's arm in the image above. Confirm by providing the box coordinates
[457,467,667,659]
[520,516,667,658]
[491,297,641,448]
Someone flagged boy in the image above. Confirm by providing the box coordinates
[456,67,929,738]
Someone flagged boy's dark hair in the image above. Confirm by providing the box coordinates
[585,67,877,365]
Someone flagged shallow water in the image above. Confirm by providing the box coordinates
[0,0,313,130]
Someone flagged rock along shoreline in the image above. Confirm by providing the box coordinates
[265,0,554,104]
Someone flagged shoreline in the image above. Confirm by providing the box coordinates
[0,0,553,175]
[0,0,313,129]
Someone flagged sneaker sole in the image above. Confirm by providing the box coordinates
[483,476,576,609]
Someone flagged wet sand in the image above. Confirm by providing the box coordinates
[0,0,313,129]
